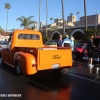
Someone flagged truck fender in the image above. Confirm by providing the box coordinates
[14,52,37,75]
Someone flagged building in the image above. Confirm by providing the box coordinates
[67,15,76,23]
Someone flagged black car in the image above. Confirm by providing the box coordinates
[83,37,100,62]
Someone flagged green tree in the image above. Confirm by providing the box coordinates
[82,29,100,42]
[69,13,73,17]
[50,17,53,24]
[76,12,80,25]
[0,26,5,33]
[5,3,11,32]
[16,16,37,29]
[9,28,16,32]
[43,36,50,44]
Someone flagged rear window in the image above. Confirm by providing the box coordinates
[18,34,40,40]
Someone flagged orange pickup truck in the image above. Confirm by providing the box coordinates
[1,30,72,75]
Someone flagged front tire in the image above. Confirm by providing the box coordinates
[15,62,22,75]
[72,53,77,59]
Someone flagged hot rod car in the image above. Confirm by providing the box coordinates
[0,30,73,75]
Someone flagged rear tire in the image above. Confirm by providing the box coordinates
[15,62,22,75]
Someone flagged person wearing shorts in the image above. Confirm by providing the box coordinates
[87,36,95,67]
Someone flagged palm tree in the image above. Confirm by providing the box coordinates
[16,16,37,29]
[5,3,11,32]
[46,0,48,37]
[69,13,76,23]
[76,12,80,25]
[39,0,41,30]
[84,0,87,31]
[69,13,73,17]
[61,0,65,36]
[50,17,53,24]
[9,28,15,32]
[69,13,73,20]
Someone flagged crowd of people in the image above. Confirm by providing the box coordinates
[57,34,95,68]
[57,34,74,50]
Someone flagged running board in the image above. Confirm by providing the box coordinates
[4,61,14,68]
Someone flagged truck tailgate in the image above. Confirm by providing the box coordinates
[38,48,72,70]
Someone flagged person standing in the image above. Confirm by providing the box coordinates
[62,35,71,47]
[87,36,95,67]
[71,36,74,51]
[57,35,63,47]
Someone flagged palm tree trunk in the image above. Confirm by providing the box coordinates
[84,0,87,31]
[39,0,41,31]
[61,0,65,36]
[77,14,79,25]
[46,0,48,37]
[6,9,8,33]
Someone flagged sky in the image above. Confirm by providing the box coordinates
[0,0,100,30]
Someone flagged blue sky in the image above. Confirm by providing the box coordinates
[0,0,100,30]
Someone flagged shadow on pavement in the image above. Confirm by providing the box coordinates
[27,70,72,99]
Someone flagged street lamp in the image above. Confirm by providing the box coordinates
[94,10,97,29]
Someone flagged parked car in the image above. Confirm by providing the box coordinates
[72,43,87,59]
[0,41,8,48]
[83,36,100,62]
[45,40,57,47]
[0,41,8,57]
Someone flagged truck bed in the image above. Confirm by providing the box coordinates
[37,47,72,70]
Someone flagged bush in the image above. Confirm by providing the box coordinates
[43,37,50,44]
[82,29,100,42]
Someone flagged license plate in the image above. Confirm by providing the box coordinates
[52,64,59,69]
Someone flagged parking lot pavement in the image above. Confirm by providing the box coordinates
[0,60,100,100]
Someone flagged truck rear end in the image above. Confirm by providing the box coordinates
[37,47,72,71]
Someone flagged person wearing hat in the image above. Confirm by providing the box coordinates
[87,35,95,67]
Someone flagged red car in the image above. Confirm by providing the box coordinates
[72,43,87,59]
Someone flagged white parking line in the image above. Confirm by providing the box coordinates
[68,73,100,84]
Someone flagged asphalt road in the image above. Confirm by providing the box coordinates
[0,60,100,100]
